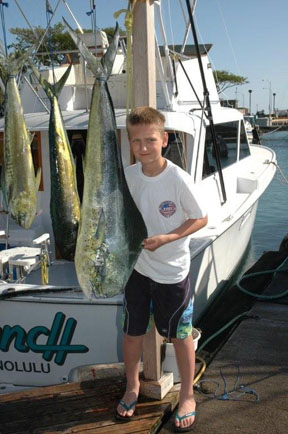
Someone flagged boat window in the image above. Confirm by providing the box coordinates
[239,120,251,160]
[202,122,240,179]
[163,131,187,170]
[0,131,44,191]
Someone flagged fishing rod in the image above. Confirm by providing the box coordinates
[185,0,227,204]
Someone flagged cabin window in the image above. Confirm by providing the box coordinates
[163,131,187,170]
[239,120,251,160]
[0,131,44,191]
[202,121,247,179]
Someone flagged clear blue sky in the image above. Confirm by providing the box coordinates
[1,0,287,113]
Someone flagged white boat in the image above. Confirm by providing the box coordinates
[0,1,276,392]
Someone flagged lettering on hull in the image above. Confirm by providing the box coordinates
[0,360,51,374]
[0,312,89,365]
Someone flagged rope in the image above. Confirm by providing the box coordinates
[271,161,288,184]
[196,254,288,355]
[196,362,259,401]
[193,354,206,384]
[262,125,285,136]
[41,251,49,285]
[0,1,9,57]
[114,0,137,113]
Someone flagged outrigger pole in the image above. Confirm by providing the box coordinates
[185,0,227,204]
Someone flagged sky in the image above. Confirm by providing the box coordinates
[1,0,287,114]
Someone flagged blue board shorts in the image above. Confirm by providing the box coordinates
[123,269,193,340]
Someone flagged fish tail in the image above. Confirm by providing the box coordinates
[0,45,35,77]
[63,18,119,80]
[28,60,72,100]
[101,23,119,79]
[35,168,42,191]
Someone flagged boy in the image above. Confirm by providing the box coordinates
[116,107,208,432]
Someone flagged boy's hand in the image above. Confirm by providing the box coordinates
[142,216,208,252]
[143,235,166,252]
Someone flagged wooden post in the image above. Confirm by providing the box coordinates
[132,0,156,108]
[132,1,171,395]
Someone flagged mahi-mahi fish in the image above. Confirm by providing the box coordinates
[29,61,80,261]
[64,19,147,298]
[1,51,41,229]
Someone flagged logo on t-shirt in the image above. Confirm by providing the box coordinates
[159,200,176,217]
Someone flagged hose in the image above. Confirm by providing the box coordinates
[193,355,206,384]
[196,254,288,354]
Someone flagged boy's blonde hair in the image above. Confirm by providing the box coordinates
[126,106,166,137]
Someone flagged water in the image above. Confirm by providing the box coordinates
[246,130,288,269]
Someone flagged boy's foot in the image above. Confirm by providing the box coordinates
[174,398,196,432]
[116,388,139,421]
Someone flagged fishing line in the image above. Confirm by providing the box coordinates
[167,0,175,52]
[87,0,98,57]
[215,0,242,78]
[46,0,56,86]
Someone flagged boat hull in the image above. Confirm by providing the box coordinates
[0,201,257,389]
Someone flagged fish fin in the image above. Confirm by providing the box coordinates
[35,168,42,191]
[82,154,86,175]
[101,23,119,79]
[95,208,106,240]
[28,59,54,99]
[0,173,8,211]
[54,63,72,97]
[29,131,35,145]
[63,17,99,76]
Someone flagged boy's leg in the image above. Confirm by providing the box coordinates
[118,270,152,417]
[171,335,196,429]
[117,333,144,417]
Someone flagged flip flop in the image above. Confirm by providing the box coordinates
[174,410,197,432]
[115,399,138,422]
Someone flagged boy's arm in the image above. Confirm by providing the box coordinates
[143,215,208,252]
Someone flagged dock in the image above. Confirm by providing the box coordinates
[1,250,288,433]
[0,375,181,433]
[160,249,288,433]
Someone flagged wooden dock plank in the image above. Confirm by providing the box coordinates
[0,376,179,434]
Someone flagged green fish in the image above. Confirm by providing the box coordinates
[64,19,147,298]
[1,51,41,229]
[29,61,80,261]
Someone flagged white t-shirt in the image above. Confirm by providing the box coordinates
[125,159,207,283]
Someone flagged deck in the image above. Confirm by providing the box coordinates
[0,376,179,433]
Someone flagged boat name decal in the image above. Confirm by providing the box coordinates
[0,360,51,374]
[0,312,89,366]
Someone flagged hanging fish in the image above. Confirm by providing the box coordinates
[1,51,41,229]
[29,61,80,261]
[63,19,147,298]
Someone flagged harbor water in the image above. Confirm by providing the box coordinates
[247,130,288,266]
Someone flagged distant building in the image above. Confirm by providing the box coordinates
[220,99,238,108]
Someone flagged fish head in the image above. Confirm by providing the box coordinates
[10,191,37,229]
[76,242,128,299]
